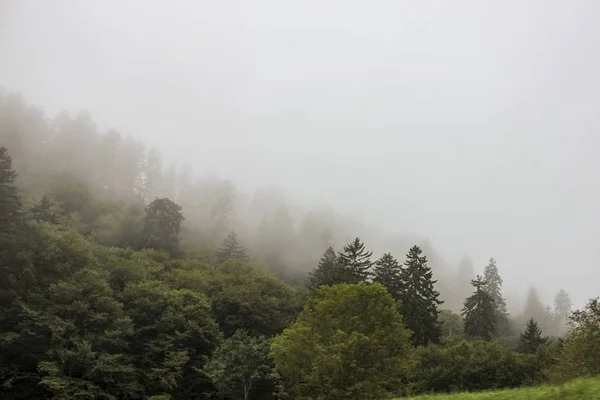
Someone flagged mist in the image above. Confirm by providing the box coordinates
[2,0,600,310]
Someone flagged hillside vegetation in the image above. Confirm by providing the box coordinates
[406,378,600,400]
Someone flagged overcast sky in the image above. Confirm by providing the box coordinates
[1,0,599,307]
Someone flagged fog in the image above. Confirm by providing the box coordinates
[1,0,600,309]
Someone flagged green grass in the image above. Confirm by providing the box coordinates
[403,378,600,399]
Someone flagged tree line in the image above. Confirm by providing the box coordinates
[1,91,599,399]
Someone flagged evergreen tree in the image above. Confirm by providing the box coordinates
[553,289,572,335]
[522,286,553,334]
[482,258,509,334]
[143,197,184,256]
[336,237,373,284]
[462,275,496,341]
[215,231,249,263]
[0,147,21,235]
[400,245,443,346]
[518,318,548,354]
[308,246,345,290]
[372,253,404,301]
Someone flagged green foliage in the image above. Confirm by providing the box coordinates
[0,146,21,235]
[215,231,249,263]
[168,260,302,338]
[336,237,374,284]
[462,275,496,341]
[92,204,144,249]
[519,319,549,354]
[372,252,404,301]
[412,340,545,394]
[482,258,509,335]
[550,298,600,382]
[439,309,464,342]
[203,330,272,400]
[403,378,600,400]
[143,198,184,256]
[271,283,414,400]
[308,246,345,290]
[401,245,443,346]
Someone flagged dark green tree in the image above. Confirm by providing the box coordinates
[372,252,404,301]
[518,318,548,354]
[336,237,373,284]
[308,246,345,290]
[215,231,249,263]
[143,197,184,256]
[400,245,443,346]
[0,147,21,235]
[203,330,272,400]
[462,275,496,341]
[482,258,509,335]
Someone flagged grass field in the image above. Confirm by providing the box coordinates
[404,378,600,399]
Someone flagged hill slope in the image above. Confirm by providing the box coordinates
[405,378,600,400]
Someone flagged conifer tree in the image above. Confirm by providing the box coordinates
[215,231,249,263]
[372,253,404,301]
[553,289,572,335]
[336,237,373,284]
[400,245,443,346]
[308,246,344,290]
[483,258,509,334]
[518,318,548,354]
[0,147,21,235]
[462,275,496,341]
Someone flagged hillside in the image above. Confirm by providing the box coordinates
[406,378,600,400]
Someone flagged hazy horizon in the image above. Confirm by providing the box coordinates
[2,0,599,308]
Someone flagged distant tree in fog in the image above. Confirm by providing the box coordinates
[373,253,404,301]
[143,197,184,256]
[462,275,496,341]
[337,237,373,284]
[483,258,509,335]
[215,231,249,263]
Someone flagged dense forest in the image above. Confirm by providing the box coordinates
[0,90,599,399]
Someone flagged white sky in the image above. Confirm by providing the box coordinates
[2,0,600,307]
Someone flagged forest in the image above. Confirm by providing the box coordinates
[0,90,599,399]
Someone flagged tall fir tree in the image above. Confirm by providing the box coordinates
[400,245,443,346]
[462,275,496,341]
[336,237,373,284]
[0,147,21,235]
[308,247,345,290]
[482,258,509,335]
[372,253,404,301]
[143,197,184,256]
[215,231,249,263]
[553,289,572,336]
[518,318,548,354]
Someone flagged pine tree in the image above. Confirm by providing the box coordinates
[482,258,509,334]
[0,147,21,235]
[308,247,345,290]
[215,231,249,263]
[400,245,443,346]
[336,237,373,284]
[372,253,404,301]
[462,275,496,341]
[143,197,184,256]
[518,318,548,354]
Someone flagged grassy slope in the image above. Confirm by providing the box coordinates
[404,378,600,400]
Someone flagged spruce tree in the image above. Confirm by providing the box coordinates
[0,147,21,235]
[400,245,443,346]
[336,237,373,284]
[462,275,496,341]
[308,246,345,290]
[482,258,509,334]
[372,253,404,301]
[215,231,249,263]
[518,318,548,354]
